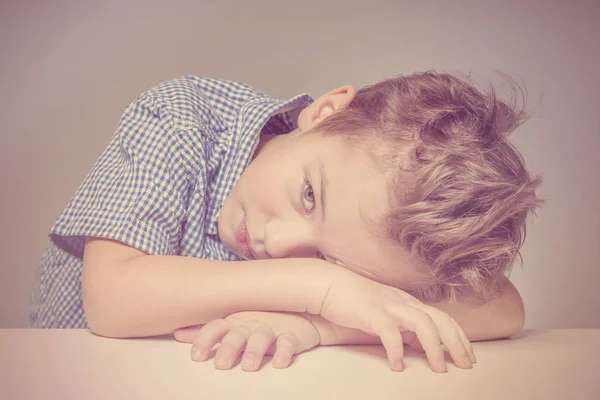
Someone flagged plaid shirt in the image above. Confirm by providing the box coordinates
[26,76,313,328]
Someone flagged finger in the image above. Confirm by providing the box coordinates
[241,327,276,372]
[214,326,252,370]
[401,330,424,352]
[272,332,297,369]
[376,322,405,372]
[438,322,472,370]
[391,306,447,373]
[174,325,203,343]
[412,304,473,370]
[451,318,476,363]
[191,319,233,362]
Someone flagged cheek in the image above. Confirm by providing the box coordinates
[241,155,297,216]
[240,169,278,209]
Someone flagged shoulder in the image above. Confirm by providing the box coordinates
[136,76,266,129]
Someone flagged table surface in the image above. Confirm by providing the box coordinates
[1,328,599,400]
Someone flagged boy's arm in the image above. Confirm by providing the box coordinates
[82,237,332,338]
[312,276,524,345]
[86,237,475,371]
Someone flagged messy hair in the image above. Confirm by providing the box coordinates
[317,71,543,306]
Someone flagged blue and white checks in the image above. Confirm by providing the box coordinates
[26,76,313,328]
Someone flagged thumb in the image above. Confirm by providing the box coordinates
[173,325,203,343]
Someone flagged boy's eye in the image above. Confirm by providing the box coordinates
[301,180,316,212]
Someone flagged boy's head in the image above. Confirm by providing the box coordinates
[218,71,542,305]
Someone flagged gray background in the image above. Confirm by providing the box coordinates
[1,0,598,329]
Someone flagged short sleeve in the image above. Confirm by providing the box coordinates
[50,91,201,259]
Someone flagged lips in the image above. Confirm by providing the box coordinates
[235,216,255,260]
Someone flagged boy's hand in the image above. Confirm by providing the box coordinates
[318,270,476,373]
[174,311,320,372]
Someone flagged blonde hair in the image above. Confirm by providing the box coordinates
[317,71,543,305]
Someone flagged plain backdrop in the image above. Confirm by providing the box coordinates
[1,0,598,329]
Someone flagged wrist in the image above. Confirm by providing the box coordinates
[300,313,338,345]
[235,257,341,315]
[301,313,380,346]
[299,259,344,315]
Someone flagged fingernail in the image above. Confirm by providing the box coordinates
[191,346,204,361]
[242,354,256,369]
[438,361,447,373]
[464,354,473,368]
[393,360,404,371]
[272,356,285,368]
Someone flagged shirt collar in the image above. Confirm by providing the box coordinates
[205,92,314,235]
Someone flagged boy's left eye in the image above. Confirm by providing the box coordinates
[301,178,316,213]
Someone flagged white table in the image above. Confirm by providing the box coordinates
[1,329,599,399]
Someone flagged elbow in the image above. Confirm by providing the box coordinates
[81,237,149,338]
[469,279,526,341]
[511,293,526,337]
[82,283,126,338]
[84,299,140,339]
[83,298,125,338]
[499,279,526,338]
[82,265,133,338]
[500,304,525,338]
[83,308,111,338]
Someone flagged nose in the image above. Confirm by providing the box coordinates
[263,218,317,259]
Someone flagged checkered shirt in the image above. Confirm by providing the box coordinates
[26,75,313,328]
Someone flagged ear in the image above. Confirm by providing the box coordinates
[297,85,356,131]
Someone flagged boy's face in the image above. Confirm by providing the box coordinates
[218,86,429,289]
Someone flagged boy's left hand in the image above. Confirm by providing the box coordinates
[174,311,320,371]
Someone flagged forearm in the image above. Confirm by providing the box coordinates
[83,253,333,338]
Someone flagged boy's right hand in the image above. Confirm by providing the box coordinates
[175,311,320,371]
[317,270,475,373]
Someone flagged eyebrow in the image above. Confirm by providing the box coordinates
[318,159,328,222]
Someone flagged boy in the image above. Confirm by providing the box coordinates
[27,72,541,373]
